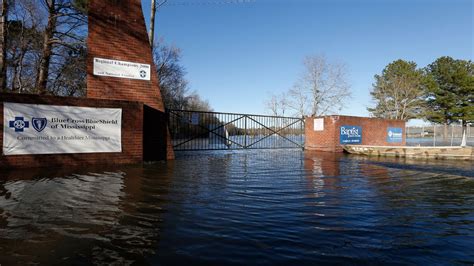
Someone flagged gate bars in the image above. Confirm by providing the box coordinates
[167,110,305,151]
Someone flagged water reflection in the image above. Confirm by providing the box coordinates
[0,150,473,265]
[0,164,174,265]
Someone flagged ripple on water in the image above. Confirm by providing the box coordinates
[0,149,473,265]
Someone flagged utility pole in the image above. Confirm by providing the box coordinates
[149,0,167,50]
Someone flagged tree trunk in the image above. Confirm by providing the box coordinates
[460,120,467,147]
[149,0,156,49]
[0,0,7,92]
[11,63,17,91]
[36,0,57,95]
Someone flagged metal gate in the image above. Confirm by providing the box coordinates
[167,110,305,151]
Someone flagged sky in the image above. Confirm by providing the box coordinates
[140,0,473,119]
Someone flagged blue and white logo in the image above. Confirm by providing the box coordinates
[387,127,403,143]
[340,125,362,144]
[32,117,48,132]
[9,117,29,132]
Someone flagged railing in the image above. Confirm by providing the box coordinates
[167,110,305,151]
[406,125,474,146]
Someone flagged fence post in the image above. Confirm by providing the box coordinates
[244,115,248,149]
[406,126,409,145]
[421,126,424,146]
[450,125,454,146]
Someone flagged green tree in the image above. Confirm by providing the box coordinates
[368,59,426,120]
[425,56,474,146]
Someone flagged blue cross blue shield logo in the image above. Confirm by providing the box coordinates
[32,117,47,132]
[9,117,29,132]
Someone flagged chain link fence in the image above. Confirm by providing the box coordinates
[406,124,474,146]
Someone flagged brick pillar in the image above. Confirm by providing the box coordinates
[305,116,341,152]
[87,0,174,160]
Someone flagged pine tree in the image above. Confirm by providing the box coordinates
[368,59,426,120]
[425,56,474,146]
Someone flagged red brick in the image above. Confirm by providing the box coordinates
[0,93,143,168]
[305,115,406,152]
[87,0,174,160]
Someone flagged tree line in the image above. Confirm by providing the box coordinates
[368,57,473,145]
[264,55,472,145]
[1,0,87,96]
[0,0,211,111]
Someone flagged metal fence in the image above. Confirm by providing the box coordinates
[168,110,305,151]
[406,125,474,146]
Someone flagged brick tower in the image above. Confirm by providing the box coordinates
[87,0,174,160]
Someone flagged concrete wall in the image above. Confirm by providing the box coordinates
[0,93,144,168]
[305,115,406,152]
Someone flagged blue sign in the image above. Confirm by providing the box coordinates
[32,117,48,132]
[9,117,29,132]
[340,125,362,144]
[387,127,403,143]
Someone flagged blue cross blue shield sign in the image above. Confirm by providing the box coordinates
[32,118,48,132]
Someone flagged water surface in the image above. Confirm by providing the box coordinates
[1,150,473,265]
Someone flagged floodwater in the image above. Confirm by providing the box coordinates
[1,150,473,265]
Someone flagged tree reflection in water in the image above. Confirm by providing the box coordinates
[0,150,473,265]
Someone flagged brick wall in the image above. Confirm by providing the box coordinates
[0,93,143,168]
[305,115,406,152]
[87,0,174,160]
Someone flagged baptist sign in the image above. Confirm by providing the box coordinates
[3,103,122,155]
[93,57,151,81]
[340,125,362,144]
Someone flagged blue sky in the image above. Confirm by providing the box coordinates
[141,0,473,119]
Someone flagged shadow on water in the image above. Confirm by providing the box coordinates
[1,149,473,265]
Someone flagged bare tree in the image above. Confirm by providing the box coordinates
[35,0,86,94]
[186,92,212,111]
[6,0,44,93]
[4,0,86,95]
[48,45,86,96]
[153,39,188,110]
[264,56,350,117]
[265,94,279,116]
[287,84,309,117]
[152,39,212,111]
[293,55,351,116]
[264,92,288,116]
[0,0,7,91]
[279,93,289,116]
[35,0,56,94]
